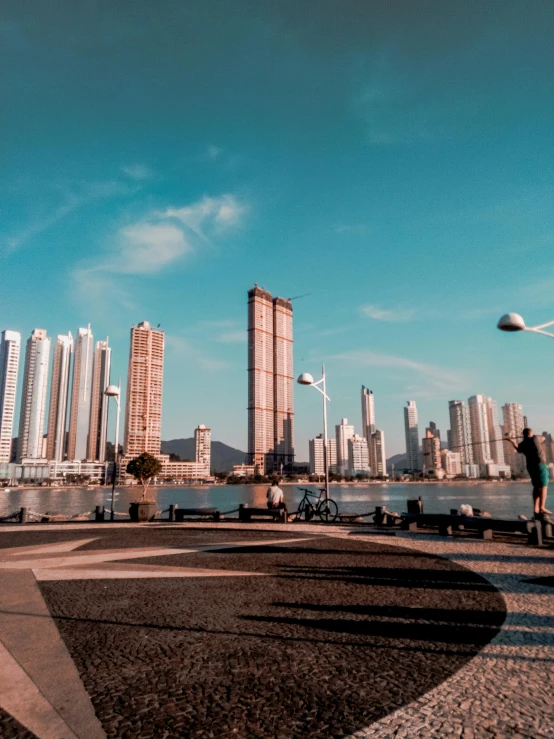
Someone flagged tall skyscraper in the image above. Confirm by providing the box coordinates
[17,329,50,461]
[309,434,337,476]
[0,330,21,463]
[502,402,525,474]
[335,417,355,475]
[361,386,375,438]
[46,333,73,461]
[485,396,505,466]
[448,400,474,465]
[247,285,294,474]
[404,400,420,470]
[87,339,111,462]
[429,421,440,440]
[468,395,492,466]
[371,429,387,477]
[67,326,95,461]
[124,321,164,457]
[195,424,211,472]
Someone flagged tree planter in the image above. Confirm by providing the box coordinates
[129,501,157,522]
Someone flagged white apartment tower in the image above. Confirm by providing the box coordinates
[0,330,21,463]
[247,285,294,474]
[348,433,370,475]
[485,396,505,466]
[68,326,95,461]
[361,386,375,438]
[404,401,420,471]
[309,434,337,476]
[17,329,51,461]
[448,400,474,465]
[87,339,111,462]
[468,395,492,466]
[46,333,73,462]
[502,403,525,474]
[371,429,387,477]
[195,424,211,473]
[124,321,164,457]
[336,418,355,476]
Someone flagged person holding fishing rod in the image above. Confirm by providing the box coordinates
[506,428,551,517]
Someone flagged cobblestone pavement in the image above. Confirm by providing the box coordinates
[0,522,552,738]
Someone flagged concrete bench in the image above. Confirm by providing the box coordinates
[401,512,542,545]
[238,504,287,523]
[172,507,220,522]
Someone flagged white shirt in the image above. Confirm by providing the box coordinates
[266,485,283,507]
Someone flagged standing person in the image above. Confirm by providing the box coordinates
[266,478,287,512]
[506,428,551,516]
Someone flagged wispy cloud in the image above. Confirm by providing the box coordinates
[4,178,138,253]
[206,145,223,160]
[216,330,246,344]
[72,193,247,308]
[166,335,230,372]
[360,304,417,322]
[334,224,370,236]
[329,349,467,394]
[121,163,151,180]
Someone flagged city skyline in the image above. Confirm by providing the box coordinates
[2,3,554,460]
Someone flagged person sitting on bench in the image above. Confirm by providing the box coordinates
[266,478,287,512]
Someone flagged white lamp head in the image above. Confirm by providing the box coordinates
[104,384,120,397]
[497,313,526,332]
[297,372,315,385]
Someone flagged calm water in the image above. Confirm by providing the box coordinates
[0,482,537,521]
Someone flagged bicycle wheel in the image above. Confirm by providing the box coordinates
[294,500,312,522]
[317,498,338,523]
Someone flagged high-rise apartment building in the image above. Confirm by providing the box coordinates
[17,329,50,461]
[429,421,440,440]
[46,333,73,461]
[404,401,420,470]
[370,429,387,477]
[308,434,337,476]
[247,285,294,474]
[335,418,355,475]
[361,386,375,438]
[0,330,21,463]
[348,434,370,475]
[195,424,211,473]
[468,395,492,466]
[124,321,164,457]
[441,450,462,476]
[485,397,505,466]
[422,429,442,476]
[87,339,111,462]
[68,326,95,461]
[502,403,525,474]
[448,400,473,465]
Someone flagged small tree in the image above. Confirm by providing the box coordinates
[126,453,162,500]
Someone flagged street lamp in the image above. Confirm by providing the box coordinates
[104,383,121,521]
[497,313,554,339]
[297,366,331,505]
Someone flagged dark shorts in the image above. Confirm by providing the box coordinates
[529,463,549,488]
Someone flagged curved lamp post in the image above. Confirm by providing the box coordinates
[498,312,554,339]
[297,366,331,505]
[104,383,121,521]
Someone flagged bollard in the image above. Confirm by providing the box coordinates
[20,507,28,524]
[169,504,177,522]
[95,505,105,522]
[374,506,388,526]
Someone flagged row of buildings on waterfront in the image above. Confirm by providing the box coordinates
[403,397,540,479]
[0,323,211,484]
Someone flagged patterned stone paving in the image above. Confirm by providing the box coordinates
[0,522,552,738]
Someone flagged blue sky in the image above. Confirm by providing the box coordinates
[2,1,554,459]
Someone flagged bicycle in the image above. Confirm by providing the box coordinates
[293,487,339,523]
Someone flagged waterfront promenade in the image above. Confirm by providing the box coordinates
[0,522,552,738]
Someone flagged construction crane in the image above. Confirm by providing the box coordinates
[288,292,312,301]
